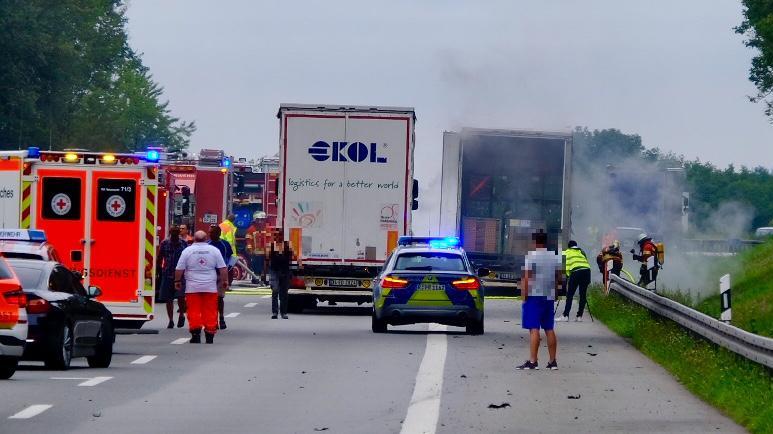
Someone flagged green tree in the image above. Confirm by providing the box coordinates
[737,0,773,119]
[0,0,193,152]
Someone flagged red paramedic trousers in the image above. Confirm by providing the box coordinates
[186,292,218,334]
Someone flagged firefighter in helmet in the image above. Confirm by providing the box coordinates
[631,233,660,288]
[245,211,270,285]
[596,240,623,288]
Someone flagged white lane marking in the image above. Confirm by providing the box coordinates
[9,404,52,419]
[400,324,448,434]
[78,376,112,387]
[261,295,271,299]
[50,377,88,380]
[244,302,258,308]
[171,337,189,345]
[225,312,240,318]
[131,355,157,365]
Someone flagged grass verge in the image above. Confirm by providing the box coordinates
[588,286,773,434]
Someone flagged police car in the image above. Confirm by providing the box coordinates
[0,229,60,262]
[372,237,487,335]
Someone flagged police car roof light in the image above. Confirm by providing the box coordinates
[398,236,461,248]
[0,229,46,242]
[146,150,160,162]
[27,147,40,159]
[28,230,47,242]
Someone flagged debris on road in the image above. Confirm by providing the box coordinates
[568,395,581,400]
[587,353,598,356]
[488,403,511,409]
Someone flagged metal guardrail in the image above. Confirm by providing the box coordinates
[608,275,773,369]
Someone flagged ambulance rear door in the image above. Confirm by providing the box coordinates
[0,152,25,229]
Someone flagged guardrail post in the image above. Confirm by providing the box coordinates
[720,274,731,323]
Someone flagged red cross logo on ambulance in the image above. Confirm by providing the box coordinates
[106,195,127,218]
[51,193,72,216]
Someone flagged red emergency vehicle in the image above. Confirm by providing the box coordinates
[17,148,160,328]
[157,149,233,239]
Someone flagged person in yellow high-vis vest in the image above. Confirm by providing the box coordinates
[557,240,591,322]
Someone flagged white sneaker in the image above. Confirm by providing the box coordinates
[574,316,583,322]
[555,315,569,322]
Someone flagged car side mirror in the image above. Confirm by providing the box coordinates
[477,268,490,278]
[87,286,102,298]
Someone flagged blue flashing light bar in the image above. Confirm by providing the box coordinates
[27,147,40,159]
[0,229,47,242]
[222,157,232,168]
[398,236,461,248]
[146,150,160,162]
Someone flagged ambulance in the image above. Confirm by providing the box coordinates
[0,148,160,328]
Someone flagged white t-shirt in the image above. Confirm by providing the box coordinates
[524,248,562,300]
[175,242,227,293]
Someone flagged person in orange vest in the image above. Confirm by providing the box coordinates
[245,211,270,285]
[596,240,623,287]
[631,233,660,288]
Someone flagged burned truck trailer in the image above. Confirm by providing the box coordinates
[439,129,572,294]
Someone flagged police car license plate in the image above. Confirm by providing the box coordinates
[327,279,359,287]
[498,272,515,280]
[418,283,445,291]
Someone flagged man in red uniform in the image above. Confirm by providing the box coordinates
[174,230,228,344]
[245,212,270,285]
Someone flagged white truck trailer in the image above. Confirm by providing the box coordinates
[439,128,572,295]
[277,104,417,311]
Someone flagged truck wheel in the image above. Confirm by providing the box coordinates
[0,357,18,379]
[371,313,387,333]
[45,323,73,370]
[287,295,307,314]
[466,317,484,335]
[87,321,114,368]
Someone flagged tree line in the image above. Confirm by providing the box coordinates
[573,127,773,233]
[0,0,193,154]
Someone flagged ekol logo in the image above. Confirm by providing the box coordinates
[308,141,387,163]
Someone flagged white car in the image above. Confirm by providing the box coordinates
[0,257,28,379]
[755,227,773,238]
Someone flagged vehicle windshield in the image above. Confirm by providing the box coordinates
[0,259,14,280]
[2,252,45,260]
[9,265,43,290]
[393,252,467,272]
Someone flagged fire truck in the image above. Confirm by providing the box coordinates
[157,149,233,238]
[0,148,160,328]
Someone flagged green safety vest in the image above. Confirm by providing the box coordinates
[563,247,590,276]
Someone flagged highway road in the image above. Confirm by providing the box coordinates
[0,292,744,434]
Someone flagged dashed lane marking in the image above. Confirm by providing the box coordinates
[78,376,112,387]
[244,302,258,308]
[225,312,240,318]
[131,355,157,364]
[8,405,52,419]
[400,324,448,434]
[261,295,271,299]
[171,338,189,345]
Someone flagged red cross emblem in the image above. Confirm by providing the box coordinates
[105,195,126,218]
[50,193,72,216]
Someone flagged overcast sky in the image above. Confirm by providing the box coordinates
[126,1,773,233]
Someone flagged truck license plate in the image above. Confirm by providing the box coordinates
[418,283,445,291]
[327,279,359,288]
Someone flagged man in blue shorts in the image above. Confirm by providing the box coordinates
[516,230,563,371]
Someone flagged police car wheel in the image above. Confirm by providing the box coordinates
[371,313,387,333]
[466,318,484,335]
[45,323,73,370]
[0,357,18,379]
[87,322,114,368]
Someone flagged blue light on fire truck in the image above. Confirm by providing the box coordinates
[221,157,231,168]
[27,147,40,159]
[146,150,160,162]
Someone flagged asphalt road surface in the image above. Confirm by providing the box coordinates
[0,294,744,434]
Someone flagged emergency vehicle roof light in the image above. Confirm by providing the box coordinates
[102,154,116,164]
[27,147,40,159]
[222,157,231,168]
[146,150,160,162]
[28,230,46,242]
[398,236,461,248]
[64,152,79,162]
